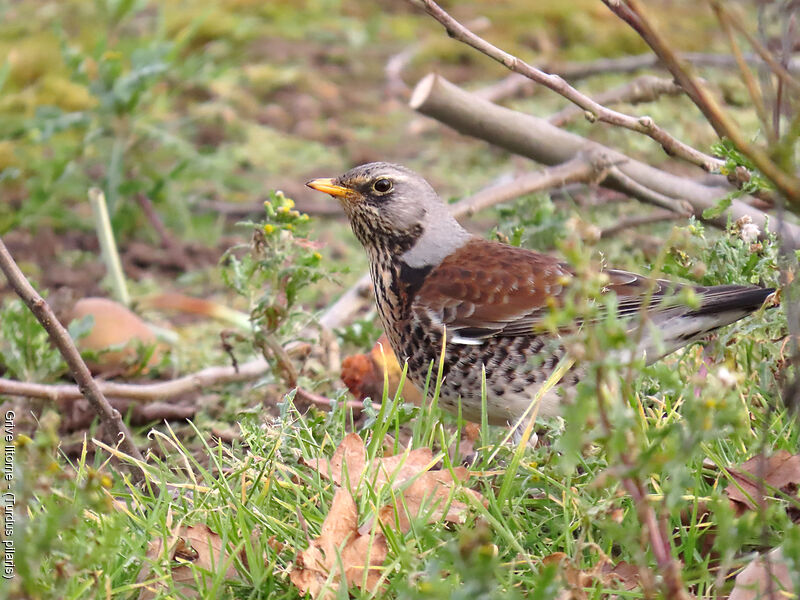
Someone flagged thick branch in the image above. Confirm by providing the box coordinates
[0,238,144,463]
[410,0,723,172]
[410,73,800,246]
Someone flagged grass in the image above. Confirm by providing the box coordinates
[8,238,798,597]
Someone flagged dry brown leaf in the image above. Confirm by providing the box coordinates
[598,560,641,591]
[290,488,387,600]
[541,553,641,600]
[70,297,164,375]
[138,523,238,600]
[307,434,486,533]
[340,334,424,405]
[725,451,800,515]
[304,432,367,490]
[456,422,481,461]
[729,548,796,600]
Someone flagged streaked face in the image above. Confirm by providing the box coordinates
[307,162,434,253]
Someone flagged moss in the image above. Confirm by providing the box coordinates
[36,75,97,112]
[4,34,65,88]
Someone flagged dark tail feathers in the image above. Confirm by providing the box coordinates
[690,284,776,317]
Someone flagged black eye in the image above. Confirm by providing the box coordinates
[373,178,393,194]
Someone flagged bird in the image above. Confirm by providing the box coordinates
[307,162,775,425]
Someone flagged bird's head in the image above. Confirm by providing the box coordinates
[307,162,470,264]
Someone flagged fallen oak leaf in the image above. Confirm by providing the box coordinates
[306,434,486,534]
[371,463,486,534]
[290,487,388,600]
[725,450,800,517]
[303,432,367,491]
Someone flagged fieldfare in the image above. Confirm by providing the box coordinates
[307,163,774,425]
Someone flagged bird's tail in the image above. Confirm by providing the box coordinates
[640,284,776,363]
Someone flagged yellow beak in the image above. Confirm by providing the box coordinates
[306,178,350,198]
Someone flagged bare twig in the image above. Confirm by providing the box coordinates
[295,387,363,412]
[385,45,419,99]
[606,167,692,215]
[450,158,599,218]
[711,1,800,94]
[0,358,269,402]
[600,210,684,238]
[477,51,800,104]
[549,75,684,127]
[602,0,800,205]
[713,4,773,145]
[135,193,191,269]
[0,343,312,403]
[551,51,797,80]
[409,0,724,172]
[0,237,144,463]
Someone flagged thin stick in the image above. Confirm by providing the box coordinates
[711,0,800,93]
[409,0,724,172]
[0,342,310,403]
[712,3,773,145]
[600,210,683,238]
[89,188,130,306]
[549,75,684,127]
[0,358,269,402]
[0,237,144,463]
[450,158,598,218]
[134,193,190,268]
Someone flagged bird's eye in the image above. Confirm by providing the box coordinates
[373,178,393,194]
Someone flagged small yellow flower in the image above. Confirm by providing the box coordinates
[14,434,32,447]
[263,224,274,234]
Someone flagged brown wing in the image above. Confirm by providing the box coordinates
[413,238,753,345]
[413,238,573,343]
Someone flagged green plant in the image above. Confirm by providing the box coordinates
[0,298,66,382]
[221,191,331,383]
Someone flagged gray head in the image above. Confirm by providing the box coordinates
[306,162,471,266]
